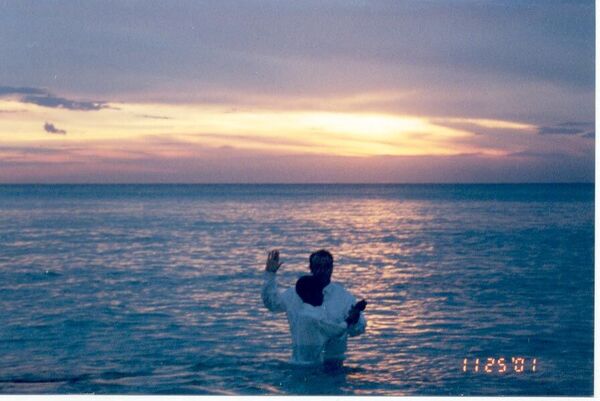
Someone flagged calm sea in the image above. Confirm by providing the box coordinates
[0,184,593,395]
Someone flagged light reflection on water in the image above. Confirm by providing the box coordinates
[0,184,593,395]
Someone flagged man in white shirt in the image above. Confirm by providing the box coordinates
[261,249,367,367]
[292,275,367,365]
[290,275,349,365]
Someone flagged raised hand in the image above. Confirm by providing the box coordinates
[265,249,283,273]
[354,299,367,312]
[346,299,367,326]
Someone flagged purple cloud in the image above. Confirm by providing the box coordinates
[44,122,66,135]
[0,85,106,111]
[538,121,594,137]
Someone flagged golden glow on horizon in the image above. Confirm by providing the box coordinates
[439,117,536,131]
[0,98,536,163]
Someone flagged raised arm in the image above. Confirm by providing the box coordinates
[261,250,287,313]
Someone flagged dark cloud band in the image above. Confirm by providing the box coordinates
[0,85,106,111]
[538,121,594,137]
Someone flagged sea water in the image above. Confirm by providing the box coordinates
[0,184,593,395]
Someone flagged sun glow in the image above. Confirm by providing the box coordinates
[438,117,536,131]
[0,98,535,165]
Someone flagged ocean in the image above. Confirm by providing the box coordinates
[0,184,593,395]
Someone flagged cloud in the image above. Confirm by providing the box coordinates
[0,145,67,155]
[0,1,593,120]
[558,121,593,127]
[538,127,582,135]
[43,122,66,135]
[24,94,106,110]
[538,121,594,137]
[1,148,592,184]
[137,114,172,120]
[508,150,566,158]
[582,131,595,139]
[0,85,106,111]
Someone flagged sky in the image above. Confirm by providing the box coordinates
[0,0,595,183]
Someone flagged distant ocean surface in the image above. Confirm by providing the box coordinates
[0,184,593,395]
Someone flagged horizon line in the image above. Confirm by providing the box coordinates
[0,182,594,186]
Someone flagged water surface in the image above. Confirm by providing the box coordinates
[0,184,593,395]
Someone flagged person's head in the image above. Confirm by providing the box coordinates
[295,275,324,307]
[309,249,333,286]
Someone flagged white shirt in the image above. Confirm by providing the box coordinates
[292,303,348,365]
[262,271,366,365]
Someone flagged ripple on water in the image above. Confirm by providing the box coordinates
[0,184,593,395]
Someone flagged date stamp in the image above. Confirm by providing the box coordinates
[462,357,537,373]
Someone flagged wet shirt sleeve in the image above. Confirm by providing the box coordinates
[315,315,348,338]
[261,271,287,313]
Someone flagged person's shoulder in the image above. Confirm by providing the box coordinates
[282,286,296,299]
[327,281,348,291]
[282,287,305,307]
[326,282,354,297]
[299,304,331,324]
[299,302,320,315]
[276,286,293,304]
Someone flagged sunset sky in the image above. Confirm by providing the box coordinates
[0,0,595,183]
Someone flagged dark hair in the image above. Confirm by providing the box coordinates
[296,275,324,307]
[309,249,333,275]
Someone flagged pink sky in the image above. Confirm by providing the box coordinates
[0,1,594,182]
